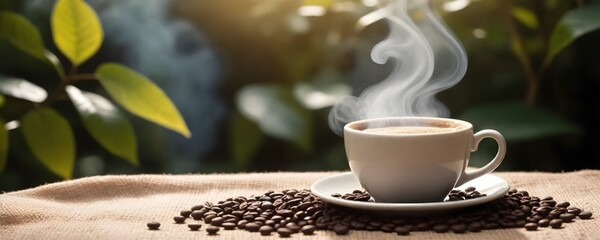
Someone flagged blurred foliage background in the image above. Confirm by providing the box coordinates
[1,0,599,191]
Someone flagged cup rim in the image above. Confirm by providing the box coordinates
[344,116,473,137]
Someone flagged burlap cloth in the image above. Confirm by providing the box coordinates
[0,171,598,239]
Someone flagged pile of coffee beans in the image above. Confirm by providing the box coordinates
[147,188,593,237]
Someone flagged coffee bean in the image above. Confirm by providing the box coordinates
[285,222,301,233]
[180,210,192,218]
[206,226,220,235]
[432,224,449,233]
[191,210,204,220]
[173,216,186,224]
[334,224,350,235]
[550,219,563,229]
[468,222,482,232]
[210,217,225,226]
[465,186,476,192]
[416,222,431,231]
[524,223,538,231]
[147,222,160,230]
[258,225,273,235]
[222,222,236,230]
[579,211,593,219]
[277,227,292,237]
[556,202,570,208]
[191,205,204,211]
[451,223,467,233]
[560,213,576,222]
[245,223,261,232]
[567,207,582,216]
[538,219,550,227]
[188,223,202,231]
[394,226,410,235]
[301,225,316,235]
[381,223,395,232]
[204,214,216,224]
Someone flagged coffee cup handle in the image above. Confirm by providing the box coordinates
[455,130,506,186]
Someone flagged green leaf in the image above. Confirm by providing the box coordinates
[66,86,137,165]
[51,0,103,66]
[0,75,48,103]
[512,6,539,29]
[21,108,75,179]
[0,94,4,107]
[0,11,46,60]
[460,102,579,141]
[236,84,312,151]
[0,118,7,172]
[229,112,264,169]
[95,63,191,138]
[545,4,600,66]
[0,12,65,78]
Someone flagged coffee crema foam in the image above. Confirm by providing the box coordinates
[363,126,454,134]
[361,120,466,134]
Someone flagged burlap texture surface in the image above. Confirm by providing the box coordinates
[0,171,598,239]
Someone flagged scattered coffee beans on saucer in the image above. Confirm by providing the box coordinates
[332,187,486,202]
[148,188,593,237]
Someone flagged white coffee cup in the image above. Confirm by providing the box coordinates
[343,117,506,203]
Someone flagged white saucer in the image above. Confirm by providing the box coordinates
[310,172,510,215]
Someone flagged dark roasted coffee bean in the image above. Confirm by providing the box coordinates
[369,220,383,227]
[285,222,301,233]
[395,226,410,235]
[222,222,236,230]
[416,222,431,231]
[560,213,576,222]
[188,223,202,231]
[206,226,220,235]
[191,210,204,220]
[261,202,274,210]
[277,227,292,237]
[191,205,204,211]
[538,219,551,227]
[334,224,350,235]
[173,216,186,224]
[147,222,160,230]
[465,186,476,192]
[301,225,316,235]
[579,211,593,219]
[180,210,192,218]
[542,200,557,207]
[550,219,563,229]
[381,223,395,232]
[556,202,570,208]
[468,222,482,232]
[567,207,582,216]
[432,224,449,233]
[210,217,224,226]
[245,222,261,232]
[258,225,273,235]
[451,223,467,233]
[524,223,538,231]
[350,220,366,229]
[237,220,248,229]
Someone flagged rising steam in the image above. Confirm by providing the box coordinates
[329,0,467,135]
